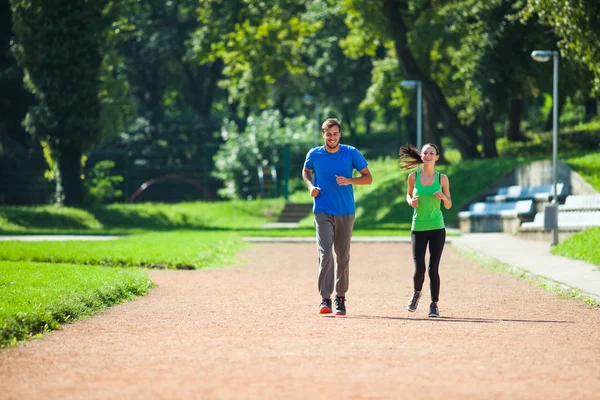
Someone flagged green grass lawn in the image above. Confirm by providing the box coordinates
[0,231,247,269]
[0,199,285,234]
[0,261,153,348]
[551,227,600,266]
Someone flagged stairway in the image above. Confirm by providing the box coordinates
[277,203,313,223]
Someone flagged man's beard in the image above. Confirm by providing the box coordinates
[326,141,339,150]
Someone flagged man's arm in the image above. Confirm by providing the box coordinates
[302,167,321,197]
[335,167,373,186]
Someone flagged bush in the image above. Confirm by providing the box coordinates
[84,160,123,204]
[213,110,316,199]
[497,122,600,157]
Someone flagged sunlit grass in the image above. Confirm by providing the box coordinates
[551,227,600,267]
[0,231,246,269]
[0,261,154,347]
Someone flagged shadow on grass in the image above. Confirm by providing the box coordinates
[0,208,93,230]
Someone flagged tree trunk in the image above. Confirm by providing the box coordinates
[342,110,355,138]
[543,93,565,132]
[504,98,525,141]
[584,98,597,122]
[480,116,499,158]
[55,140,83,206]
[364,109,374,136]
[403,114,416,145]
[383,0,480,159]
[275,92,287,119]
[423,98,445,163]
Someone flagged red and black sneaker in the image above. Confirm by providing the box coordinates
[319,298,332,314]
[334,295,346,316]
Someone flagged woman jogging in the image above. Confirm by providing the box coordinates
[398,143,452,317]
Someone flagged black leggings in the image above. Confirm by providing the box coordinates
[411,228,446,302]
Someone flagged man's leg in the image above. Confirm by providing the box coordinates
[333,214,355,298]
[315,212,335,300]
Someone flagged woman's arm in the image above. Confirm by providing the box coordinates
[406,172,418,208]
[438,174,452,209]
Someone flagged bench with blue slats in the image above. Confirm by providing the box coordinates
[458,200,534,219]
[485,183,565,203]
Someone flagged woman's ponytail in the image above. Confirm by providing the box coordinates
[398,143,423,170]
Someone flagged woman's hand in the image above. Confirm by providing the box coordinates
[410,196,419,208]
[433,191,447,200]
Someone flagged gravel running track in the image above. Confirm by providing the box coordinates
[1,242,599,399]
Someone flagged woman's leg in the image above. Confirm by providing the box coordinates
[411,230,429,291]
[427,228,446,302]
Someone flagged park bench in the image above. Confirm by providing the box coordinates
[558,194,600,211]
[458,200,534,233]
[485,183,566,203]
[458,200,534,218]
[521,210,600,230]
[519,194,600,240]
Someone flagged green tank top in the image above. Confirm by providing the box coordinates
[411,170,445,231]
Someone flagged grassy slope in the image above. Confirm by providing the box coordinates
[551,152,600,265]
[0,261,153,347]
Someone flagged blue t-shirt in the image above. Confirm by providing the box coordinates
[303,144,368,215]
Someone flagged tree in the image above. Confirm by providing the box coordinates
[382,0,480,159]
[11,0,110,206]
[522,0,600,94]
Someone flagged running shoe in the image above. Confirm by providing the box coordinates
[407,290,421,312]
[319,298,332,314]
[334,295,346,316]
[428,302,439,317]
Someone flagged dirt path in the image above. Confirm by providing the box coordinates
[1,243,599,399]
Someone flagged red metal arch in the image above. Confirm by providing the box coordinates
[128,174,212,203]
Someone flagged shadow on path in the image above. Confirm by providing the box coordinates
[343,315,573,324]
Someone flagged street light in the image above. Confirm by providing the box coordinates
[303,95,321,145]
[531,49,559,246]
[401,80,423,150]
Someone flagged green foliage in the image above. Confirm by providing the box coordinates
[551,227,600,266]
[213,110,315,199]
[565,151,600,192]
[522,0,600,93]
[84,160,123,204]
[497,122,600,157]
[10,0,111,205]
[0,261,153,347]
[201,0,322,106]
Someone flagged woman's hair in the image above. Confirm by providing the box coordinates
[397,142,439,170]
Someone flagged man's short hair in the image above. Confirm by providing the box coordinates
[321,118,341,134]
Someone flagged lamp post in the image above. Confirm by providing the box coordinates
[401,80,423,150]
[531,50,559,246]
[303,95,321,145]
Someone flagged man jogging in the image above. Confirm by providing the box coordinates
[302,118,373,316]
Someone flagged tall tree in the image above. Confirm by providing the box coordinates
[1,0,33,151]
[523,0,600,94]
[382,0,480,158]
[11,0,109,205]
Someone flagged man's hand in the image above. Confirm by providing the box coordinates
[336,175,351,186]
[310,187,321,197]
